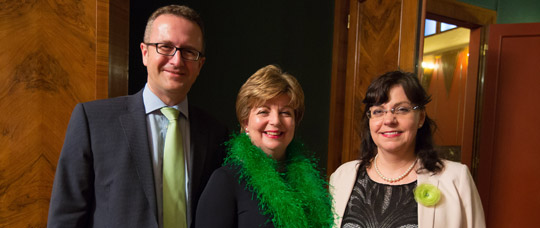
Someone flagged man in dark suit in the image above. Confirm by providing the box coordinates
[47,5,227,228]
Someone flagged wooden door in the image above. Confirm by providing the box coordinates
[0,1,110,226]
[477,22,540,227]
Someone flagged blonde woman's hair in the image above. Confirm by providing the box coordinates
[236,65,305,132]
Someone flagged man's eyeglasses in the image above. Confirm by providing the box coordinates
[366,105,420,119]
[145,43,203,61]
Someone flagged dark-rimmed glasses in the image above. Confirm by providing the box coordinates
[145,43,203,61]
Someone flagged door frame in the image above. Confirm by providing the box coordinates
[423,0,495,176]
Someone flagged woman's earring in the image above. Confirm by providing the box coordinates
[245,128,249,135]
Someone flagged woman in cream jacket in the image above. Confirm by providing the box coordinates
[331,160,485,227]
[330,71,485,228]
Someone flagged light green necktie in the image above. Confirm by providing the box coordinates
[161,107,187,228]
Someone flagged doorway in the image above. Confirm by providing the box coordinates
[418,0,496,174]
[420,18,471,163]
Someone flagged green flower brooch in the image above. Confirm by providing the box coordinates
[414,183,441,206]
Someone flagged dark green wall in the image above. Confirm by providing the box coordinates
[459,0,540,24]
[496,0,540,24]
[129,1,334,171]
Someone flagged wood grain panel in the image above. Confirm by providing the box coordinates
[0,0,107,226]
[108,0,130,98]
[339,0,422,164]
[97,0,110,99]
[399,0,422,72]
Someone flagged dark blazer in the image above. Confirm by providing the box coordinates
[195,165,274,228]
[47,90,228,228]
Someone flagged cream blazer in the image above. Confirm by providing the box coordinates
[330,160,485,228]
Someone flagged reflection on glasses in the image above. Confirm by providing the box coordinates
[145,43,203,61]
[366,105,420,119]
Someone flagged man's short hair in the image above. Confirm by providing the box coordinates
[143,5,205,51]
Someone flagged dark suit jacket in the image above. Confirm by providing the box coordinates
[195,165,274,228]
[48,90,228,228]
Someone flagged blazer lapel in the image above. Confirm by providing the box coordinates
[119,90,158,221]
[189,109,204,180]
[417,171,439,228]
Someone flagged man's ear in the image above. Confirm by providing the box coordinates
[140,43,149,66]
[198,56,205,69]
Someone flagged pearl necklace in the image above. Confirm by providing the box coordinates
[374,154,417,183]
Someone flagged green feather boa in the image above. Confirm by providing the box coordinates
[224,133,334,228]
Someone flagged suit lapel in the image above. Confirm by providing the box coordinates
[119,90,158,221]
[417,170,439,228]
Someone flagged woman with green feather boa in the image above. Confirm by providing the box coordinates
[195,65,334,228]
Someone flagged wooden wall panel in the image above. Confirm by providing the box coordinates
[399,0,422,72]
[108,0,130,98]
[0,0,109,226]
[97,0,110,99]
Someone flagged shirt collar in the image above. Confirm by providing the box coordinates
[143,84,189,118]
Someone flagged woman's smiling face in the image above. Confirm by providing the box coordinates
[369,85,425,155]
[244,94,295,161]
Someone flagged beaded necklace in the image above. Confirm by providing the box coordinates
[374,154,417,183]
